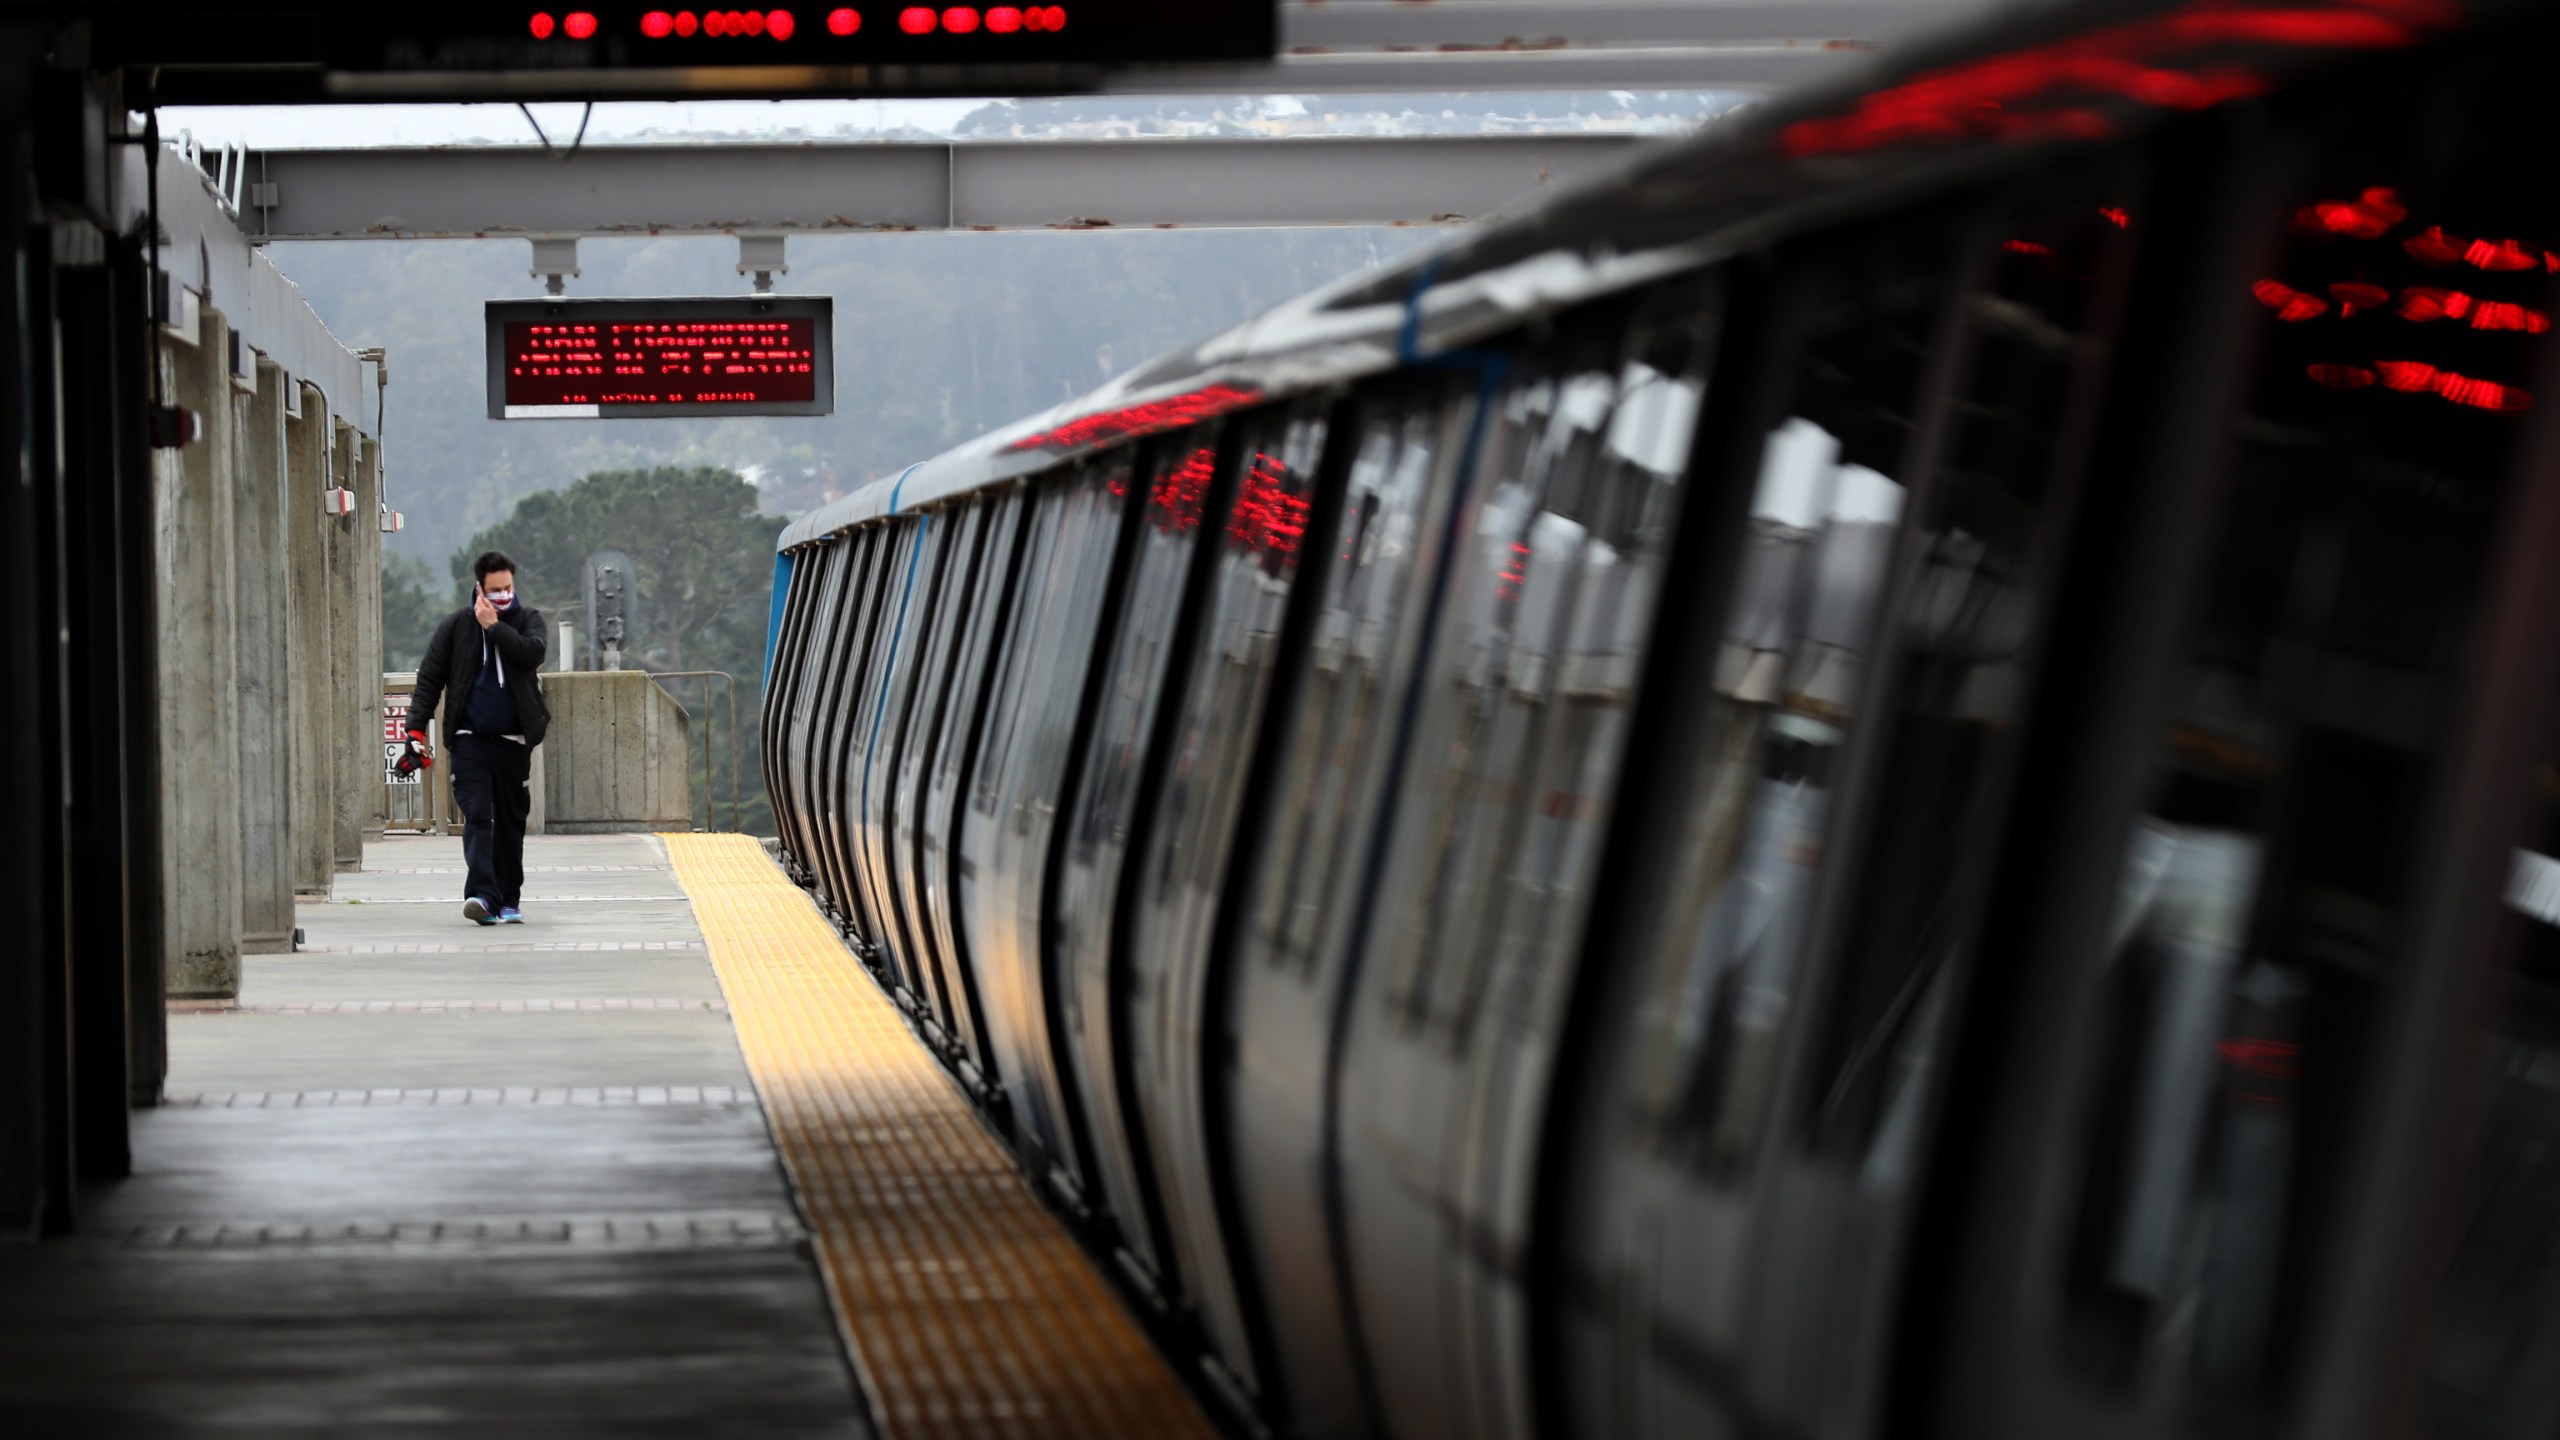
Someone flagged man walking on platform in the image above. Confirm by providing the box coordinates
[407,551,551,925]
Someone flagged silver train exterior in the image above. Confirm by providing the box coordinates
[762,2,2560,1436]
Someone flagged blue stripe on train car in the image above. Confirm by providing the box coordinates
[764,549,794,689]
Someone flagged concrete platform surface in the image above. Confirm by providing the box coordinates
[0,833,869,1438]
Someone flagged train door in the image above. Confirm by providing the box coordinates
[821,529,897,953]
[1125,404,1338,1419]
[924,490,1033,1099]
[1333,286,1725,1440]
[1054,431,1233,1297]
[1913,41,2560,1440]
[858,513,955,1012]
[960,457,1137,1200]
[802,533,876,929]
[1222,376,1480,1439]
[769,540,835,884]
[890,501,995,1057]
[1542,168,2140,1439]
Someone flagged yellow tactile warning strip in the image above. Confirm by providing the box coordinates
[661,833,1220,1440]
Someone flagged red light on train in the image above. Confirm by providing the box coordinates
[1024,4,1061,29]
[828,6,860,32]
[2328,281,2388,314]
[2372,359,2532,412]
[705,9,728,32]
[529,12,556,38]
[740,9,767,34]
[944,7,980,33]
[2465,236,2538,271]
[642,10,675,36]
[2438,372,2533,413]
[2405,226,2463,266]
[767,9,795,38]
[986,5,1021,32]
[2099,206,2130,228]
[2252,278,2327,322]
[900,6,935,32]
[2292,187,2404,240]
[2306,363,2376,389]
[674,10,699,34]
[2398,285,2552,333]
[564,10,598,39]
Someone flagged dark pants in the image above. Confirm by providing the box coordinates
[449,734,532,908]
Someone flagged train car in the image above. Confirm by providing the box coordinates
[763,1,2560,1436]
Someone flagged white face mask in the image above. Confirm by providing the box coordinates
[483,588,516,608]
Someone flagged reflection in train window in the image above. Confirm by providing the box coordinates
[1250,391,1460,979]
[2059,117,2559,1414]
[1625,229,1947,1177]
[1803,193,2136,1180]
[2423,753,2560,1438]
[1369,354,1578,1027]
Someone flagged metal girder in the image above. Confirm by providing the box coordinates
[1147,0,1994,95]
[239,134,1655,241]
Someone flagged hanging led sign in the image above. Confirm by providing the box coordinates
[485,295,834,419]
[328,3,1274,75]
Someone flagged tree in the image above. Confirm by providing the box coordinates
[456,466,785,833]
[382,553,458,673]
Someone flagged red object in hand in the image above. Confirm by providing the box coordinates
[395,731,435,776]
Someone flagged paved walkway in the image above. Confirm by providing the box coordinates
[0,833,867,1438]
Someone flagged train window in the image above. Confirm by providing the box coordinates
[1137,407,1326,931]
[1447,297,1720,1044]
[1249,382,1469,979]
[1368,349,1583,1025]
[1802,188,2138,1177]
[1622,224,1953,1176]
[2422,737,2560,1438]
[2056,87,2560,1414]
[971,485,1071,821]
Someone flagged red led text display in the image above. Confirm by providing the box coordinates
[486,297,833,419]
[505,318,817,406]
[330,3,1273,83]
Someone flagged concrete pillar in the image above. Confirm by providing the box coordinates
[233,359,294,953]
[158,307,244,998]
[328,418,364,873]
[356,432,386,841]
[284,383,335,895]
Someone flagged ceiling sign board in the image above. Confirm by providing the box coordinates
[485,296,834,419]
[263,3,1278,98]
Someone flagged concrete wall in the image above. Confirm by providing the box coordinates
[540,672,693,833]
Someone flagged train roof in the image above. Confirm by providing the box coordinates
[779,0,2485,554]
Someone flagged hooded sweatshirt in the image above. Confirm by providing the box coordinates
[460,600,523,737]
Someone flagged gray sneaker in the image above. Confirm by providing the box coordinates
[463,897,496,926]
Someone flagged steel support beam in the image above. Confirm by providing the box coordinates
[240,134,1653,241]
[1102,0,1998,96]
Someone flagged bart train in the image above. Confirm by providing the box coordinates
[761,1,2560,1435]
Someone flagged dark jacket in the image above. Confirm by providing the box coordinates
[410,601,550,747]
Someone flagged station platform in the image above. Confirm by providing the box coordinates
[0,832,1215,1439]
